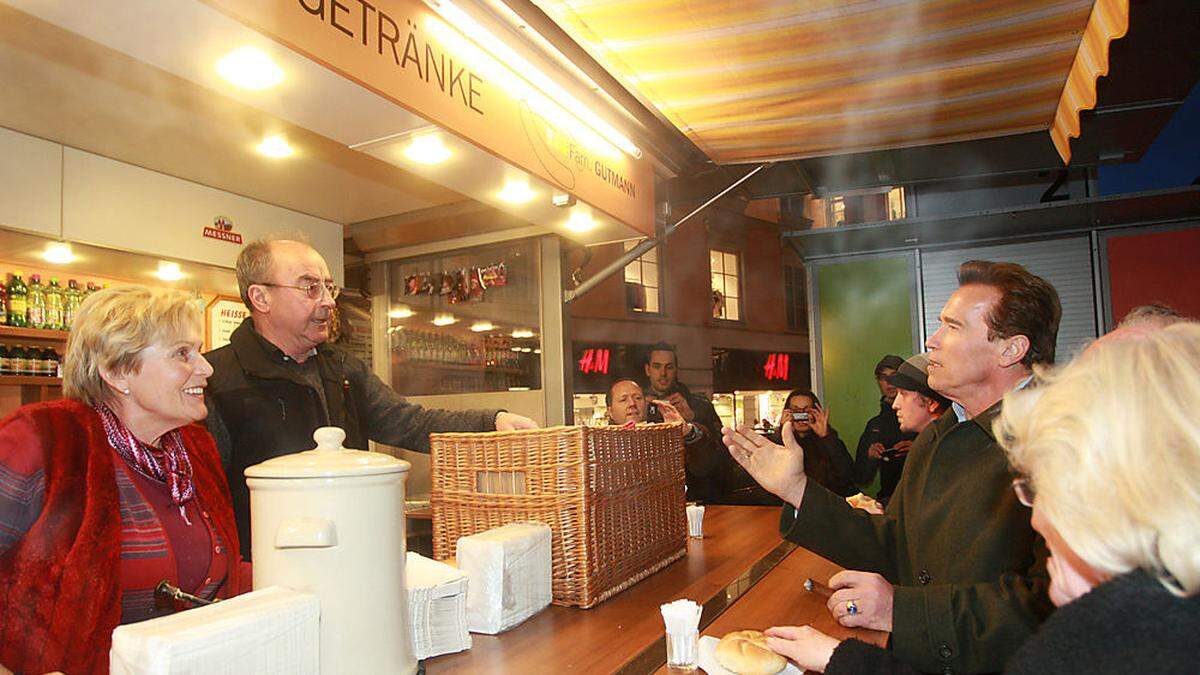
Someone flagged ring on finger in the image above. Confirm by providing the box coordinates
[846,600,858,615]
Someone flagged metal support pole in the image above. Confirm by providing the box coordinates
[563,162,772,304]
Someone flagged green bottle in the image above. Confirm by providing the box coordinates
[7,272,28,327]
[26,274,46,329]
[64,279,82,330]
[46,279,65,331]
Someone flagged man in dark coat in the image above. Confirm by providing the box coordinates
[725,260,1061,673]
[205,238,537,558]
[642,342,723,439]
[851,354,913,505]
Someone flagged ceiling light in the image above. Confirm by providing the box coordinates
[508,386,531,392]
[534,349,541,354]
[256,135,294,158]
[42,242,76,265]
[432,313,457,326]
[388,306,414,319]
[424,0,641,159]
[470,321,494,332]
[510,346,523,352]
[155,261,184,281]
[511,328,534,339]
[520,347,533,353]
[498,179,535,204]
[565,211,596,233]
[404,133,451,165]
[216,46,284,90]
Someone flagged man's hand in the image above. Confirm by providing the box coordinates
[495,412,538,431]
[722,422,808,507]
[886,440,913,460]
[809,406,831,438]
[827,570,894,632]
[666,392,695,422]
[764,625,840,673]
[653,400,690,437]
[867,442,886,460]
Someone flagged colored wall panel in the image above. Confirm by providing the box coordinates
[816,256,915,494]
[1106,225,1200,323]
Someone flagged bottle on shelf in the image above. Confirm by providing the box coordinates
[45,278,65,331]
[46,345,61,378]
[7,272,28,327]
[26,274,46,329]
[0,343,10,375]
[0,277,7,326]
[10,344,27,376]
[64,279,82,330]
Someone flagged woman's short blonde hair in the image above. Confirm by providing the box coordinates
[64,286,203,406]
[996,323,1200,596]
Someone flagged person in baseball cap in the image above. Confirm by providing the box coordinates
[887,353,950,435]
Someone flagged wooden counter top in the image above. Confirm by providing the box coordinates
[424,505,886,674]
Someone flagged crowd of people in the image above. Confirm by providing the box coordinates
[1,241,1196,674]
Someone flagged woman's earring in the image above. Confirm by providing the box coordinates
[122,388,131,395]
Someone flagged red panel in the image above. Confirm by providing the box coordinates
[1106,227,1200,323]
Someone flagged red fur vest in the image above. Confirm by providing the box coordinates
[0,399,242,674]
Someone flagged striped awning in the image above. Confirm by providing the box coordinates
[534,0,1129,165]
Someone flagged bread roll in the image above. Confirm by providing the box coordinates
[714,630,787,675]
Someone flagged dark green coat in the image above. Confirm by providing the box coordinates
[781,403,1052,674]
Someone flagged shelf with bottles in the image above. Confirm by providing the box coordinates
[0,325,70,342]
[2,270,97,333]
[0,375,62,386]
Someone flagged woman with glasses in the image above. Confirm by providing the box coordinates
[759,323,1200,673]
[0,287,244,674]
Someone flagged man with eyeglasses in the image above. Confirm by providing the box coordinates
[205,238,537,559]
[725,260,1059,673]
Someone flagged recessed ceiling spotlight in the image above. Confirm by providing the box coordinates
[498,179,535,204]
[155,261,184,282]
[43,242,76,265]
[432,313,457,326]
[404,133,451,165]
[216,46,285,90]
[511,328,535,339]
[388,306,414,319]
[470,321,495,332]
[565,211,596,233]
[256,134,294,158]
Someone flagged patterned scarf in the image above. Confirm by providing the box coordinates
[95,402,196,522]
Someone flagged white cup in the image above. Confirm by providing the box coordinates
[686,504,705,538]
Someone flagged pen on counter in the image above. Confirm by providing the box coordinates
[803,578,834,598]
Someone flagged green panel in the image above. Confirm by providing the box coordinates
[816,256,914,495]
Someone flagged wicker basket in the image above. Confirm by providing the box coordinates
[430,423,687,608]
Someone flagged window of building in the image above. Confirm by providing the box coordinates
[623,241,661,313]
[784,264,807,331]
[710,249,741,321]
[825,186,906,227]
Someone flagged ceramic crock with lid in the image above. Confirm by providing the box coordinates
[245,427,416,675]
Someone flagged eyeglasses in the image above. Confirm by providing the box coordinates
[258,281,341,300]
[1011,477,1035,507]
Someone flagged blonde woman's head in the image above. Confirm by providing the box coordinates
[64,286,204,407]
[997,323,1200,598]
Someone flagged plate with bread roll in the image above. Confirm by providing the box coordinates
[697,630,803,674]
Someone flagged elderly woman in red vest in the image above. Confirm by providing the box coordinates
[0,286,242,674]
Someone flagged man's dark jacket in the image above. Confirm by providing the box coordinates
[205,319,498,558]
[781,401,1052,673]
[852,398,916,503]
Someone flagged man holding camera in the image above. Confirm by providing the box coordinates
[606,378,726,501]
[642,343,723,438]
[850,355,913,505]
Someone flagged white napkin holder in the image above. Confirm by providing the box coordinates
[406,552,472,659]
[109,586,319,675]
[456,521,552,634]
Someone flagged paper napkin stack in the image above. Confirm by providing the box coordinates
[406,551,472,659]
[456,521,552,634]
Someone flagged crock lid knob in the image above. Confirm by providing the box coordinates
[313,426,347,451]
